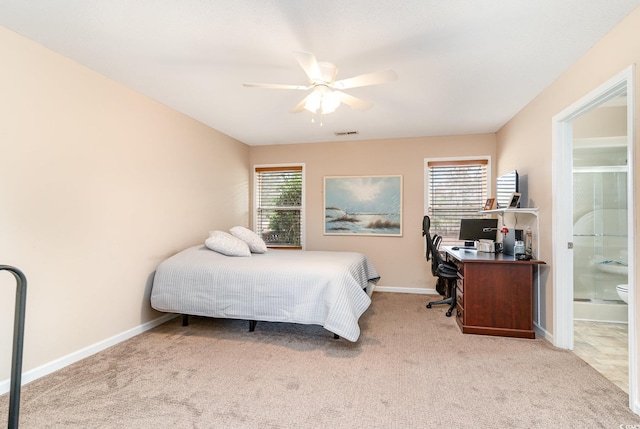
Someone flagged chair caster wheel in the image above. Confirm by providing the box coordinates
[446,310,452,317]
[426,303,432,308]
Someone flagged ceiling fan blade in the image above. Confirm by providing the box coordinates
[333,91,373,111]
[243,82,309,90]
[293,51,323,83]
[333,69,398,89]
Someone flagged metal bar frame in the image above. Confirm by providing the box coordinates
[1,265,27,429]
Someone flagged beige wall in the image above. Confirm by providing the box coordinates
[250,135,496,289]
[574,105,627,138]
[496,7,640,339]
[0,27,249,382]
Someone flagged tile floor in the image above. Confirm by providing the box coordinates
[573,320,628,393]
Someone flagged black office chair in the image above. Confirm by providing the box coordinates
[432,234,442,253]
[423,215,461,317]
[430,233,445,296]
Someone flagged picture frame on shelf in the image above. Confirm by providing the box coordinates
[508,192,522,208]
[483,198,496,210]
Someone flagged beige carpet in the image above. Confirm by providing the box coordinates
[2,292,640,428]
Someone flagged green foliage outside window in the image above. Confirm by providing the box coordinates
[261,172,302,247]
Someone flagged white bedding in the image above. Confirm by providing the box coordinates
[150,245,380,341]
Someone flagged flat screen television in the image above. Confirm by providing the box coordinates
[458,218,499,243]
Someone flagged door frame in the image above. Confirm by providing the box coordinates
[552,65,636,410]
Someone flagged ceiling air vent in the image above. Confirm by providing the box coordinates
[334,131,359,137]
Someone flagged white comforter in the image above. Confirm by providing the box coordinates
[150,246,380,341]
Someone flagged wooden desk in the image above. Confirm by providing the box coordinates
[443,246,545,339]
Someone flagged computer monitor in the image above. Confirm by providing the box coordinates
[458,218,498,244]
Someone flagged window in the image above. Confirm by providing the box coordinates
[425,158,490,245]
[254,165,304,249]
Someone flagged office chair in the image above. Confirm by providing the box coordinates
[429,233,445,296]
[423,215,461,317]
[433,234,442,252]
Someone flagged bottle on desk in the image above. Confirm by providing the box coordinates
[514,240,525,256]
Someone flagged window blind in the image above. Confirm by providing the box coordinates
[426,159,489,245]
[255,166,303,248]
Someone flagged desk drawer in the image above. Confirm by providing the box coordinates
[456,287,464,308]
[455,301,464,324]
[456,278,464,293]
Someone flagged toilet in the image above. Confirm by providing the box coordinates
[616,284,629,303]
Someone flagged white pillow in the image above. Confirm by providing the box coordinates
[230,226,268,254]
[205,230,251,257]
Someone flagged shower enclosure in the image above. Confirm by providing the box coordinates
[573,139,628,322]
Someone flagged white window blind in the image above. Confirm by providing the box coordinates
[255,166,303,248]
[426,159,489,245]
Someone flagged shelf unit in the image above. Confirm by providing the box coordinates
[482,208,539,216]
[480,208,540,256]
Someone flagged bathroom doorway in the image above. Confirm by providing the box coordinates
[572,108,629,392]
[552,65,636,407]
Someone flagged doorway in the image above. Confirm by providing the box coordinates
[552,65,636,409]
[572,111,629,392]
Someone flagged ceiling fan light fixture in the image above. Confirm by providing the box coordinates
[303,90,321,113]
[321,90,340,114]
[303,86,340,114]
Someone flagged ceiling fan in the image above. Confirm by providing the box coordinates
[243,51,397,121]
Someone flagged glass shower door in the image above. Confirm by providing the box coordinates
[573,143,628,305]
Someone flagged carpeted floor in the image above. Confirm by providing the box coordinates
[2,292,640,428]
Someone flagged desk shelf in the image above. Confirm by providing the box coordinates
[482,208,539,216]
[481,208,540,257]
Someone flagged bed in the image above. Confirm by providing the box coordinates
[150,245,380,341]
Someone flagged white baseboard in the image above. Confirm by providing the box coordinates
[373,286,437,295]
[0,313,178,395]
[534,322,553,343]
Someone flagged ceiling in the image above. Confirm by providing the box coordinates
[1,1,639,146]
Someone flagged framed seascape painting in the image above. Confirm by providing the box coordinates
[324,175,403,236]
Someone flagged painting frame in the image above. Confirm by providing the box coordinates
[324,175,403,237]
